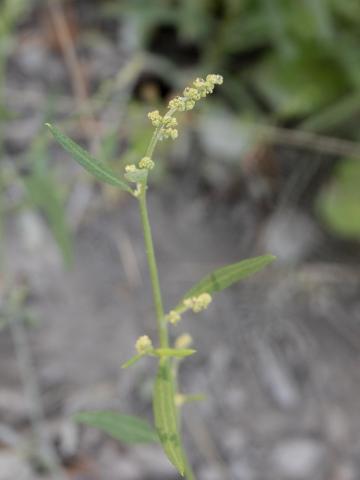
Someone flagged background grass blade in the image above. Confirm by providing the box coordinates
[153,360,185,476]
[74,411,159,444]
[176,254,275,309]
[46,123,132,193]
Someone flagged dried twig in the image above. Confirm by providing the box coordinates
[256,124,360,159]
[47,0,96,138]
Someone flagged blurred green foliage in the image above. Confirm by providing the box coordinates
[105,0,360,241]
[24,135,74,267]
[0,0,73,268]
[1,0,359,249]
[105,0,360,134]
[0,0,30,123]
[317,158,360,239]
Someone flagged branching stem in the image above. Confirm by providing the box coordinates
[137,159,196,479]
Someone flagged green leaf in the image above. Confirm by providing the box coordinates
[46,124,132,193]
[316,158,360,239]
[154,348,196,358]
[176,254,275,310]
[121,353,144,369]
[153,360,185,476]
[74,411,158,444]
[250,48,348,118]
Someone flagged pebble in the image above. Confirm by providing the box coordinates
[0,451,34,480]
[229,459,256,480]
[131,444,178,478]
[270,438,327,479]
[0,389,28,425]
[99,445,141,480]
[222,428,246,457]
[198,464,224,480]
[262,209,322,264]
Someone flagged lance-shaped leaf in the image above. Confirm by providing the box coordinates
[74,411,158,444]
[46,123,132,193]
[175,254,275,310]
[153,360,185,476]
[121,353,145,369]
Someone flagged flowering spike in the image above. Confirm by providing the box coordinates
[135,335,153,355]
[148,73,223,141]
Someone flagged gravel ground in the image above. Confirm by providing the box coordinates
[1,187,360,480]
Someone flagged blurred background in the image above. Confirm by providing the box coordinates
[1,1,360,479]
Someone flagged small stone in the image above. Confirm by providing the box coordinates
[229,459,255,480]
[99,445,142,480]
[107,457,141,480]
[198,464,223,480]
[332,462,357,480]
[0,389,29,425]
[54,420,80,462]
[0,451,34,480]
[262,209,322,264]
[222,428,246,457]
[255,340,300,409]
[131,445,177,478]
[271,438,327,479]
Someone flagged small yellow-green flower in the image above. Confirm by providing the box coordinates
[135,335,153,355]
[184,293,212,313]
[166,310,182,325]
[175,333,193,349]
[175,393,186,407]
[147,110,163,127]
[125,164,137,173]
[139,156,155,170]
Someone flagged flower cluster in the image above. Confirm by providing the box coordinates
[175,333,193,349]
[125,164,137,173]
[147,74,223,142]
[168,74,223,112]
[165,293,213,325]
[183,293,212,313]
[135,335,153,355]
[147,110,178,140]
[139,156,155,170]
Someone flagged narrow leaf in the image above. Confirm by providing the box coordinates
[121,353,144,369]
[153,360,185,476]
[74,411,158,444]
[176,254,275,310]
[46,124,132,193]
[154,348,196,358]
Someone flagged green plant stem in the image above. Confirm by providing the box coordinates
[138,188,168,348]
[138,185,196,480]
